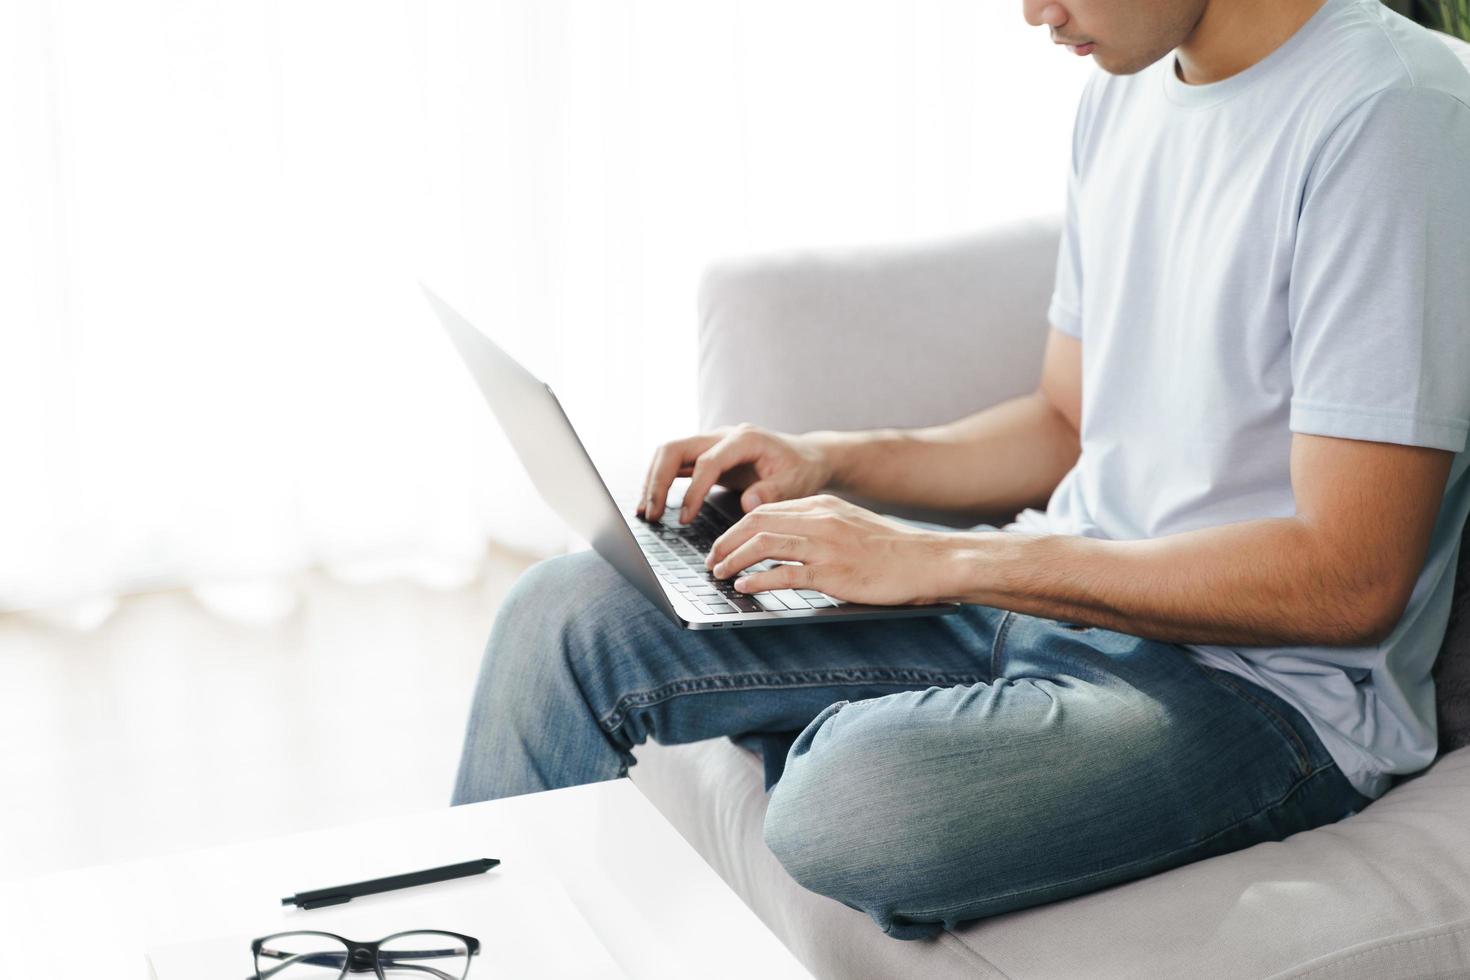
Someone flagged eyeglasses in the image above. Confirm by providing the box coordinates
[249,930,480,980]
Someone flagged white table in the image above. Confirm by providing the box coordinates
[0,779,812,978]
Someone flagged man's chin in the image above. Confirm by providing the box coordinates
[1093,48,1170,77]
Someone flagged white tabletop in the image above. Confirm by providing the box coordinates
[0,779,811,978]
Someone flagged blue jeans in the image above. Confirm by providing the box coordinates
[451,547,1371,939]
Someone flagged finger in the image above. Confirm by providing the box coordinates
[740,477,809,512]
[727,492,832,524]
[732,561,820,594]
[739,481,776,512]
[681,429,761,523]
[645,436,715,521]
[705,508,805,569]
[709,531,808,579]
[645,461,696,514]
[640,444,675,519]
[746,493,819,512]
[638,446,662,515]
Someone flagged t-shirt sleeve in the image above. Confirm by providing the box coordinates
[1047,81,1092,339]
[1288,86,1470,453]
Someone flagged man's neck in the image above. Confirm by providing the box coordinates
[1174,0,1329,84]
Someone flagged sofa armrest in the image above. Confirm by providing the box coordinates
[696,217,1061,525]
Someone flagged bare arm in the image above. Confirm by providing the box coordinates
[810,328,1083,515]
[938,433,1452,646]
[708,432,1452,648]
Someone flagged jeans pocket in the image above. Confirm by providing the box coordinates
[1197,666,1316,778]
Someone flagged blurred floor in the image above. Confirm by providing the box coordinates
[0,545,538,882]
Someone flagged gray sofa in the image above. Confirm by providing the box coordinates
[629,38,1470,975]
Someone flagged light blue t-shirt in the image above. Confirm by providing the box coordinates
[1007,0,1470,798]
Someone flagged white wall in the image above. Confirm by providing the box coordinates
[0,0,1092,619]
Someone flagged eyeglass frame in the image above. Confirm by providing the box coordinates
[248,929,481,980]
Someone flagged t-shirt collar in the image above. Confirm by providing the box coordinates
[1160,0,1344,109]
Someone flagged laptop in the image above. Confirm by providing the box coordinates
[423,285,960,630]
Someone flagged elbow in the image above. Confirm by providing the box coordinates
[1335,584,1412,647]
[1300,532,1418,647]
[1360,599,1408,647]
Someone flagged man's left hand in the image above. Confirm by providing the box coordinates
[704,494,957,606]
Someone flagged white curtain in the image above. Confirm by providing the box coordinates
[0,0,1090,624]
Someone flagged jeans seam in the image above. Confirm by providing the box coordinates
[906,759,1341,923]
[598,668,985,733]
[990,611,1015,678]
[1196,667,1316,777]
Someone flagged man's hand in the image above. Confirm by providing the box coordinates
[638,423,834,524]
[703,494,957,606]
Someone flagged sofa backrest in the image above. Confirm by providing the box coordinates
[1439,529,1470,753]
[1429,30,1470,755]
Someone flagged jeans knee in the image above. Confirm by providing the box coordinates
[761,701,870,900]
[465,553,604,733]
[762,772,840,901]
[759,697,953,940]
[496,552,596,634]
[486,551,619,670]
[454,550,638,804]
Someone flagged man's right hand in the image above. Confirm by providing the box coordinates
[637,422,835,524]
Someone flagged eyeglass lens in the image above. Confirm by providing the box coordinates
[378,931,473,979]
[255,931,350,979]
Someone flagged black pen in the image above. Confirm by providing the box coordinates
[282,857,501,909]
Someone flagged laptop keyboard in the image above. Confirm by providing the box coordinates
[629,508,844,616]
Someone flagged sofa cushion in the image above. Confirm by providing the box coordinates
[630,737,1470,980]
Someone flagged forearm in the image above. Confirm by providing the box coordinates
[808,392,1080,515]
[939,517,1400,648]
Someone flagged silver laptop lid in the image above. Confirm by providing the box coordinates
[421,284,678,621]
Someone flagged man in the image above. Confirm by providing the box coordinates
[454,0,1470,940]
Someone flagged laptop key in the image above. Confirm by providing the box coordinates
[752,592,787,612]
[772,589,812,610]
[704,600,738,614]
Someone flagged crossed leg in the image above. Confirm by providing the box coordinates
[453,550,1368,938]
